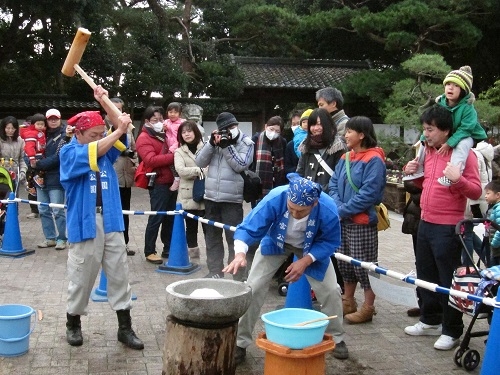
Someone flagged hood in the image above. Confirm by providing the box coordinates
[475,141,494,162]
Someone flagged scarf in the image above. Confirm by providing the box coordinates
[254,132,285,195]
[309,134,327,149]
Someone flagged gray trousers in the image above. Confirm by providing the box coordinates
[237,244,345,348]
[66,213,132,315]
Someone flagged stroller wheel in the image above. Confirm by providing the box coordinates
[453,346,465,367]
[278,282,288,296]
[462,349,480,371]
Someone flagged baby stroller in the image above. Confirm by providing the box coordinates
[453,218,500,371]
[0,165,17,239]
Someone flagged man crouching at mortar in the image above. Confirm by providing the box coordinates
[59,86,143,350]
[223,173,348,364]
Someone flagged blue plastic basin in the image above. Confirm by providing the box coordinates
[261,308,328,349]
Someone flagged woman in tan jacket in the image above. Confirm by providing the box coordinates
[174,120,206,258]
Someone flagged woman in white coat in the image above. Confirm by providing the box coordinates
[174,120,206,258]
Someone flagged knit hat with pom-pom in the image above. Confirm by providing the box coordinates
[443,66,473,94]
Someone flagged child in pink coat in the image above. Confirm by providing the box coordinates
[163,102,184,191]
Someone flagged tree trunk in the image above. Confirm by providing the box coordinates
[162,315,238,375]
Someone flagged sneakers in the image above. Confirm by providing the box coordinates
[169,179,180,191]
[402,163,424,181]
[438,176,452,186]
[434,334,460,350]
[55,240,67,250]
[332,341,349,360]
[204,272,224,279]
[234,346,246,365]
[404,321,442,336]
[33,175,45,188]
[38,239,56,248]
[26,212,39,219]
[145,253,163,264]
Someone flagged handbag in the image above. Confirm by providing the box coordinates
[134,161,151,189]
[192,171,205,203]
[448,266,486,317]
[345,152,390,231]
[240,170,263,203]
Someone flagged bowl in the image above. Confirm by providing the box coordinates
[261,308,328,349]
[166,279,252,325]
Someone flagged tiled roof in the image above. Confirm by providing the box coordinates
[232,56,372,90]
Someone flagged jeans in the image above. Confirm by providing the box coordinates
[36,187,67,241]
[204,200,243,274]
[144,184,177,256]
[416,220,463,338]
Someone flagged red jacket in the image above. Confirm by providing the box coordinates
[416,147,481,225]
[135,127,174,185]
[20,125,46,159]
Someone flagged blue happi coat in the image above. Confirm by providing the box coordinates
[60,135,126,243]
[234,185,341,281]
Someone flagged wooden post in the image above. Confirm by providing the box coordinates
[162,315,238,375]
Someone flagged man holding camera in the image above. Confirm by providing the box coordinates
[195,112,254,279]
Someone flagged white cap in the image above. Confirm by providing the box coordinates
[45,108,61,119]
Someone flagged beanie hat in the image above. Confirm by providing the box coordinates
[443,66,473,94]
[67,111,105,131]
[286,173,321,206]
[216,112,238,130]
[300,109,313,122]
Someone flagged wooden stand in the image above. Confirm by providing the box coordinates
[256,332,335,375]
[162,315,238,375]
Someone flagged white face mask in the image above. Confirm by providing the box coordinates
[265,129,279,141]
[151,122,163,132]
[291,125,299,133]
[229,127,239,138]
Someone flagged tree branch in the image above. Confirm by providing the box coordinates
[172,16,195,63]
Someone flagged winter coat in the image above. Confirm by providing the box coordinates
[135,126,174,186]
[402,180,422,235]
[329,147,386,226]
[0,136,28,178]
[195,129,254,203]
[36,125,67,189]
[297,136,348,192]
[174,141,205,210]
[114,132,137,188]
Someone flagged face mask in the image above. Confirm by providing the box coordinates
[291,125,299,133]
[151,122,163,132]
[265,129,279,141]
[229,127,239,138]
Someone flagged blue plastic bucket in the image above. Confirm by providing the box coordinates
[0,304,36,357]
[261,308,328,349]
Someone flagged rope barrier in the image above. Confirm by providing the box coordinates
[3,196,498,309]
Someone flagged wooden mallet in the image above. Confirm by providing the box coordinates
[61,27,134,131]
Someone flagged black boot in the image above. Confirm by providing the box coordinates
[66,313,83,346]
[116,310,144,350]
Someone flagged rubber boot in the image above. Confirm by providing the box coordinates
[345,303,376,324]
[66,313,83,346]
[188,246,200,259]
[116,310,144,350]
[342,297,357,316]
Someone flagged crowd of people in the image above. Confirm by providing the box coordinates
[0,64,498,364]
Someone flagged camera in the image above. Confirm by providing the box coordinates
[216,129,232,148]
[146,172,157,188]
